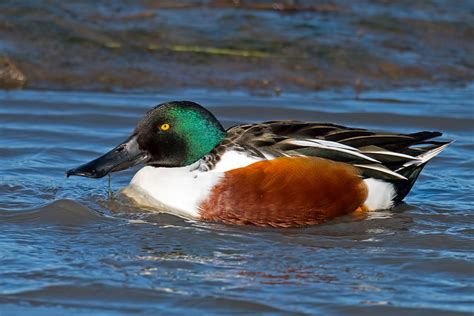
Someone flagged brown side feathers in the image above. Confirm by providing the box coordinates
[199,157,368,227]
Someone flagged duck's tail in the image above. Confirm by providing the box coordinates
[391,140,453,203]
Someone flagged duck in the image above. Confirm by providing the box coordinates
[67,101,452,227]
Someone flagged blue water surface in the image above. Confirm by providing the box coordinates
[0,85,473,315]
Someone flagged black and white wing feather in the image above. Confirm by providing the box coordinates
[216,121,451,182]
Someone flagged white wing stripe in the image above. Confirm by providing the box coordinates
[361,150,418,160]
[354,164,407,180]
[306,139,362,151]
[281,139,381,163]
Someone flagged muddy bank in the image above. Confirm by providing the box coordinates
[0,0,473,92]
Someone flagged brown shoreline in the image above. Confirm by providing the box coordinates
[1,1,472,92]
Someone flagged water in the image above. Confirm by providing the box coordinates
[0,86,473,315]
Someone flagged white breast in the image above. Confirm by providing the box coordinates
[122,150,262,218]
[122,164,222,219]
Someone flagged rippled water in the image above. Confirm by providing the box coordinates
[0,86,473,315]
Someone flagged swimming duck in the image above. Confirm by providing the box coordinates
[67,101,451,227]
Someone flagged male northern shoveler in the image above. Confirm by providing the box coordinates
[67,101,452,227]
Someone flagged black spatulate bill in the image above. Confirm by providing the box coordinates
[66,136,148,179]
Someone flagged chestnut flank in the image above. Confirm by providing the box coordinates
[199,157,368,227]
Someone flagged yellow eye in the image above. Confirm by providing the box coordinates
[160,123,170,131]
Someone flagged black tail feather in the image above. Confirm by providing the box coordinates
[391,163,427,203]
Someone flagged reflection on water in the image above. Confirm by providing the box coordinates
[0,87,473,315]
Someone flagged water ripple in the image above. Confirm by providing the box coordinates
[0,88,473,315]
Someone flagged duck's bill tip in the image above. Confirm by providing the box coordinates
[65,159,113,178]
[66,136,148,180]
[65,166,107,178]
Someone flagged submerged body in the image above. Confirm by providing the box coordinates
[67,101,451,227]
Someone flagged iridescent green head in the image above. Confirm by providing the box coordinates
[135,101,226,167]
[66,101,226,178]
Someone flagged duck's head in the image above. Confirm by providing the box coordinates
[66,101,225,178]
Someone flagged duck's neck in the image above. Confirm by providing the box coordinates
[184,128,225,166]
[173,111,226,166]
